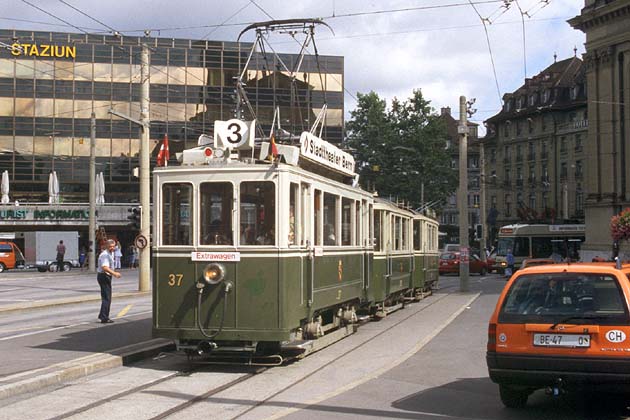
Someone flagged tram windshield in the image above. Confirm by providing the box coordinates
[240,181,276,245]
[200,182,233,245]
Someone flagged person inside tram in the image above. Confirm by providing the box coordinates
[205,219,229,245]
[324,224,336,246]
[256,225,274,245]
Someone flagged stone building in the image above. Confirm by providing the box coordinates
[437,106,480,245]
[482,57,587,243]
[569,0,630,260]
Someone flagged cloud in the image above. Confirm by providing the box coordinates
[5,0,585,131]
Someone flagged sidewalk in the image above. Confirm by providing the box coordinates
[0,268,149,314]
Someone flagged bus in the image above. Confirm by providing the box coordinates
[493,224,585,273]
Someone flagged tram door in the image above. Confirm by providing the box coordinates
[302,183,313,307]
[385,213,393,296]
[363,200,372,293]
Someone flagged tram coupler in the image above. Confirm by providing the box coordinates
[197,341,218,355]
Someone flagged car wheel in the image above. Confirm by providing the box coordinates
[0,262,5,273]
[62,262,71,272]
[499,385,529,408]
[48,263,58,272]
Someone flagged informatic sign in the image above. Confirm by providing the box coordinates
[214,119,255,150]
[299,132,355,176]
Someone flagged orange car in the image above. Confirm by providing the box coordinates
[487,263,630,408]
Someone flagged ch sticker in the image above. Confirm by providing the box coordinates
[338,260,343,282]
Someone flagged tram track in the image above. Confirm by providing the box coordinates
[229,290,457,420]
[32,288,462,420]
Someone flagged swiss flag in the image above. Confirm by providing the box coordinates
[157,134,170,167]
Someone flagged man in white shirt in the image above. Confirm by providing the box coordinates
[97,239,122,323]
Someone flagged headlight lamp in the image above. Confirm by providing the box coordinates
[203,263,225,285]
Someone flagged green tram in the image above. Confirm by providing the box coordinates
[152,129,439,363]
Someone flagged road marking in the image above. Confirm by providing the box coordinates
[116,304,132,319]
[0,298,33,302]
[0,310,152,341]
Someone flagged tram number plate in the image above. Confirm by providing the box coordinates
[533,333,590,348]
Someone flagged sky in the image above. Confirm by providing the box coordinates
[3,0,585,133]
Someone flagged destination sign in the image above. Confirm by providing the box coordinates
[300,132,355,176]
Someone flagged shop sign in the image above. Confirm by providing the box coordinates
[0,208,89,221]
[9,43,76,59]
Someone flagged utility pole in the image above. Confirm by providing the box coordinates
[138,43,151,292]
[479,140,487,263]
[458,95,470,292]
[108,42,150,291]
[89,113,96,273]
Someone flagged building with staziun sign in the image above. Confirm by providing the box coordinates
[0,29,344,249]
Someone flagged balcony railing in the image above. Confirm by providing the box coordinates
[557,119,589,134]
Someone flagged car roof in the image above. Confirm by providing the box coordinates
[515,262,628,276]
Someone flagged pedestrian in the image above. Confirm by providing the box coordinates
[56,240,66,271]
[506,248,515,277]
[97,239,121,324]
[79,245,86,271]
[128,244,138,268]
[114,240,122,269]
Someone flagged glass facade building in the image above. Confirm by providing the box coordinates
[0,29,344,203]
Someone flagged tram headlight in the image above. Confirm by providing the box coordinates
[202,263,225,285]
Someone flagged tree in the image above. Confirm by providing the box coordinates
[344,89,456,209]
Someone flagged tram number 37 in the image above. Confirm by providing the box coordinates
[167,273,184,287]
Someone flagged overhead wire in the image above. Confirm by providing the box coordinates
[20,0,88,35]
[467,0,503,104]
[56,0,119,35]
[514,0,528,79]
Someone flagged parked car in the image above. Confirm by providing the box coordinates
[439,251,488,275]
[443,244,460,252]
[487,262,630,408]
[0,241,26,273]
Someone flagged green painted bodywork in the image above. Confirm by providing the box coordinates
[153,251,366,342]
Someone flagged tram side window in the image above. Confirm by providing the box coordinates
[289,183,298,245]
[200,182,233,245]
[374,210,382,251]
[240,181,276,245]
[324,193,338,246]
[402,218,408,250]
[162,183,192,246]
[394,216,402,250]
[342,197,352,246]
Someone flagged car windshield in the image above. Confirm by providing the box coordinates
[440,253,456,260]
[499,273,630,325]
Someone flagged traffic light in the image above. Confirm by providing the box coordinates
[127,206,142,230]
[475,224,483,240]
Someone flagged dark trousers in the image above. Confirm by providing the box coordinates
[97,272,112,321]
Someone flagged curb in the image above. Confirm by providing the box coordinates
[0,338,175,401]
[0,291,151,314]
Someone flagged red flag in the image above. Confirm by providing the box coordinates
[267,132,278,161]
[157,134,170,167]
